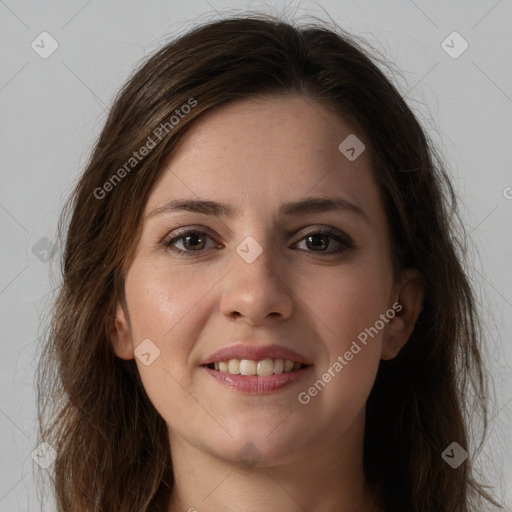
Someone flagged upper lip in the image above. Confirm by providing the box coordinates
[201,343,312,366]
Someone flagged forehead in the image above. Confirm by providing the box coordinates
[146,95,383,226]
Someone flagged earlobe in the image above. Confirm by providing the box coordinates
[381,269,424,360]
[109,303,134,360]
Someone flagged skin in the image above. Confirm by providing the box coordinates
[111,95,424,512]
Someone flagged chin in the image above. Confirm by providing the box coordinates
[211,424,305,467]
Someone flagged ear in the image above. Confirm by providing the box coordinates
[381,269,424,360]
[109,301,134,360]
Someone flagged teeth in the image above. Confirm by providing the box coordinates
[239,359,257,376]
[210,358,305,375]
[273,358,285,374]
[257,359,274,376]
[228,359,240,374]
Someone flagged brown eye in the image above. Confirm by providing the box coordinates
[294,228,354,255]
[304,233,331,251]
[178,232,207,251]
[163,228,220,257]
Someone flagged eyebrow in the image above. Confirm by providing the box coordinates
[145,196,367,221]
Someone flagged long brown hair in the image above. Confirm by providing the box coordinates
[35,12,501,512]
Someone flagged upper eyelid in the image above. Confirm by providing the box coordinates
[163,225,217,242]
[163,224,347,237]
[163,225,353,247]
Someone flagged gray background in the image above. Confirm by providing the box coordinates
[1,0,511,510]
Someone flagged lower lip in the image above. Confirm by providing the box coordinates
[202,366,312,394]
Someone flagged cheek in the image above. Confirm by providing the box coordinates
[295,257,391,412]
[124,259,218,341]
[122,265,212,430]
[298,255,392,345]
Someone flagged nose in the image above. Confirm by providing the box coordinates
[219,243,294,326]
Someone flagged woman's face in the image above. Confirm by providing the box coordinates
[113,95,415,467]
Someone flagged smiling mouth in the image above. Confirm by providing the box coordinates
[204,358,309,376]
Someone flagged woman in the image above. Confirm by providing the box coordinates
[36,13,502,512]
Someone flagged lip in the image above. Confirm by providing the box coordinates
[202,365,312,394]
[200,343,312,366]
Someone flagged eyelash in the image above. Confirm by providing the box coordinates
[162,226,354,259]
